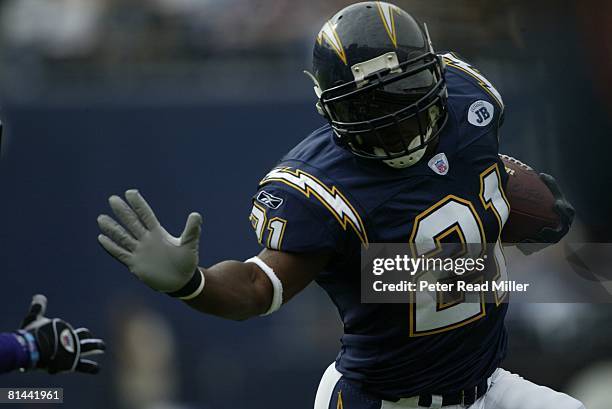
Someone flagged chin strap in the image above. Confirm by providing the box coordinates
[376,106,440,169]
[378,146,428,169]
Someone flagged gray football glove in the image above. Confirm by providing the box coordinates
[97,190,203,295]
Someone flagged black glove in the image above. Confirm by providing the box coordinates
[17,295,105,374]
[517,173,575,255]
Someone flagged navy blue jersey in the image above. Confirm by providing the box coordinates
[250,53,510,399]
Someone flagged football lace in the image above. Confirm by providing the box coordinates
[499,154,533,171]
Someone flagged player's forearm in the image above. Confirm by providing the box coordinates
[185,261,273,321]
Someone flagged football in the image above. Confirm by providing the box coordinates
[500,155,559,243]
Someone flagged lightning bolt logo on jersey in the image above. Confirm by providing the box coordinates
[250,54,508,399]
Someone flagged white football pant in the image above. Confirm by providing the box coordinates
[314,363,586,409]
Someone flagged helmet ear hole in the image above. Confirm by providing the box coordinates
[316,102,327,117]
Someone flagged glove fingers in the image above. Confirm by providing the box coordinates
[516,241,547,255]
[75,359,100,374]
[180,212,202,245]
[97,234,132,266]
[540,173,575,225]
[75,327,106,355]
[125,190,160,231]
[97,215,138,252]
[109,195,146,239]
[80,339,106,356]
[74,327,92,338]
[540,173,563,199]
[20,294,48,329]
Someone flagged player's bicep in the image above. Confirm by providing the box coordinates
[247,185,341,307]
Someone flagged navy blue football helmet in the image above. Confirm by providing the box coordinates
[307,1,448,168]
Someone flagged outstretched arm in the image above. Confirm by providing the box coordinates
[186,249,330,321]
[97,190,330,321]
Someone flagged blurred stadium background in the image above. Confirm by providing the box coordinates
[0,0,611,408]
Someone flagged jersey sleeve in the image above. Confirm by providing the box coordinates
[442,51,505,130]
[248,182,345,253]
[0,333,30,374]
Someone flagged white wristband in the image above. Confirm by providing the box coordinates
[245,256,283,316]
[178,269,206,301]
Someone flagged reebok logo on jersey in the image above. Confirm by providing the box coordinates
[256,191,284,209]
[428,153,450,175]
[468,100,494,127]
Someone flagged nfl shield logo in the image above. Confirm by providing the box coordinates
[428,153,450,176]
[434,159,447,173]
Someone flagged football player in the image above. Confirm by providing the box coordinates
[0,295,105,374]
[97,2,581,408]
